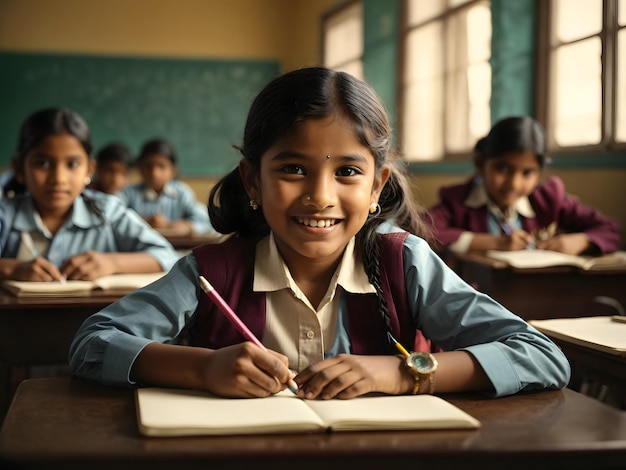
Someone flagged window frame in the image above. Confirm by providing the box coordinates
[398,0,492,163]
[536,0,626,156]
[321,0,364,79]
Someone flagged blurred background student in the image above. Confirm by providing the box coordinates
[428,116,620,256]
[89,141,134,196]
[120,137,216,236]
[0,107,180,282]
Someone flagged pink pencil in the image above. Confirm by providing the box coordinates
[198,275,298,394]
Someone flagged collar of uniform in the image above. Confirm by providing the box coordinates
[141,181,178,201]
[465,179,536,219]
[253,233,375,294]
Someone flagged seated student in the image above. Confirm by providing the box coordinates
[0,107,180,282]
[89,142,134,195]
[120,138,216,236]
[70,67,569,401]
[428,116,621,255]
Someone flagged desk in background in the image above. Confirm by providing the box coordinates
[1,377,626,470]
[0,290,123,421]
[530,316,626,409]
[445,251,626,320]
[158,229,229,251]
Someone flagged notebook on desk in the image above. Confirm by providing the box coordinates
[135,387,481,437]
[485,249,626,271]
[1,272,165,297]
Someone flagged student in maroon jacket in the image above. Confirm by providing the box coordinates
[428,116,620,255]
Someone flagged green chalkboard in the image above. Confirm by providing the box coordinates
[0,52,280,176]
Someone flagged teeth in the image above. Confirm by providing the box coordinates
[297,217,336,228]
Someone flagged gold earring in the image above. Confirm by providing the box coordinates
[249,199,259,210]
[369,202,381,216]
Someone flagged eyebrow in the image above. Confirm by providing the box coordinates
[270,151,370,164]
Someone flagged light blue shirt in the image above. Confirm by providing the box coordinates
[0,189,180,271]
[69,224,570,397]
[120,180,215,235]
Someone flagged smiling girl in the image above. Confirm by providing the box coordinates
[428,116,620,255]
[0,108,179,281]
[70,69,569,400]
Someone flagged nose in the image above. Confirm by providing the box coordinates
[50,163,67,183]
[508,172,525,192]
[302,173,337,209]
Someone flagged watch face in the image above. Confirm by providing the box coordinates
[408,353,435,374]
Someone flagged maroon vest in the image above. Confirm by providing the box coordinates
[192,233,434,355]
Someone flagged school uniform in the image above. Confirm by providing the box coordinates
[0,189,180,271]
[69,222,571,397]
[428,176,621,254]
[120,180,215,235]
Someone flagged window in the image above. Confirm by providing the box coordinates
[539,0,626,152]
[400,0,491,161]
[322,1,363,79]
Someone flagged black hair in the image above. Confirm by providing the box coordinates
[95,142,134,168]
[137,138,177,165]
[475,116,548,167]
[8,107,104,221]
[209,66,433,349]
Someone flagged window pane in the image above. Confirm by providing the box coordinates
[403,22,444,160]
[403,81,444,160]
[553,0,602,43]
[616,28,626,142]
[407,0,446,26]
[324,2,363,68]
[552,38,602,146]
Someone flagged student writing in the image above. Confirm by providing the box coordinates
[89,141,134,195]
[428,116,621,255]
[0,107,180,282]
[70,68,570,400]
[120,138,217,236]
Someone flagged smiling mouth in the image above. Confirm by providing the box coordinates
[296,217,337,228]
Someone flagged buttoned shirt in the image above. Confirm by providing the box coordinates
[0,189,180,271]
[120,180,215,235]
[69,223,571,397]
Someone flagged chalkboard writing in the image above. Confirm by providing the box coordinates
[0,52,279,176]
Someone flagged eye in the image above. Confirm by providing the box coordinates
[336,166,361,177]
[493,162,510,174]
[523,169,537,178]
[31,158,51,170]
[67,160,82,169]
[282,164,305,175]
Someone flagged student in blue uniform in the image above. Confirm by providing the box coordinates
[120,138,216,236]
[70,67,570,400]
[0,107,180,282]
[89,141,134,196]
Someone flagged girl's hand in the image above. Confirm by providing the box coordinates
[10,258,64,282]
[203,342,294,398]
[294,354,410,400]
[145,212,168,229]
[535,233,591,255]
[60,250,117,280]
[497,230,534,251]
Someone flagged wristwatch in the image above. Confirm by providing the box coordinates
[404,352,438,395]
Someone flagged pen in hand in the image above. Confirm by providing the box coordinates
[198,275,298,394]
[22,232,66,283]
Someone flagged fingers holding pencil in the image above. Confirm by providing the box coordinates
[198,275,298,396]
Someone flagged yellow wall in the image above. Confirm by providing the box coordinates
[0,0,337,71]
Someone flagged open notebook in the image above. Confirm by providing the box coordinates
[135,387,480,437]
[486,249,626,271]
[0,272,165,297]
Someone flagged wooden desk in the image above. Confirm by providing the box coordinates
[1,377,626,470]
[445,251,626,320]
[0,290,122,420]
[530,316,626,409]
[157,228,228,250]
